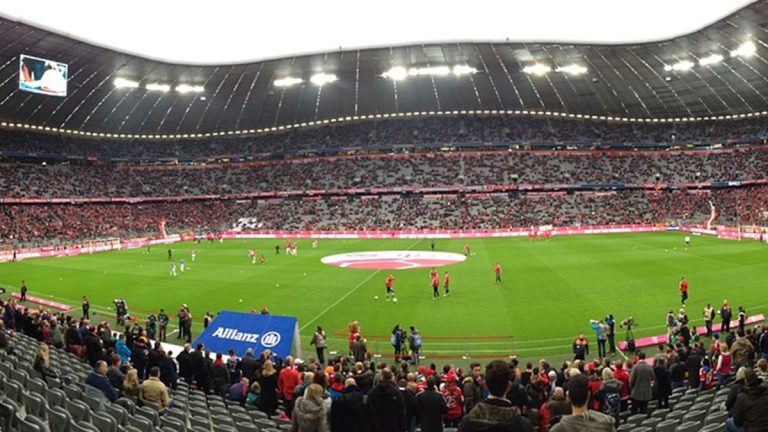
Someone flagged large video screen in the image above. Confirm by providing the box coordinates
[19,54,68,97]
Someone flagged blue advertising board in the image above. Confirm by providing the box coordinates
[193,311,299,359]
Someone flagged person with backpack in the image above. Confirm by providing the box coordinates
[392,325,406,363]
[409,327,423,364]
[597,367,622,426]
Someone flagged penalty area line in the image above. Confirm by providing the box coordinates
[299,238,421,332]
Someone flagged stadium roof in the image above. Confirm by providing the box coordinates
[0,1,766,136]
[0,1,753,64]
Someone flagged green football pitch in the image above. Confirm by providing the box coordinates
[1,233,766,364]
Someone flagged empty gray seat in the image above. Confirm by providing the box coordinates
[682,409,706,424]
[46,388,67,407]
[106,404,128,426]
[137,406,160,426]
[127,415,153,431]
[27,378,48,395]
[92,412,118,432]
[213,425,237,432]
[24,414,49,432]
[674,421,702,432]
[64,384,83,401]
[672,401,692,412]
[4,380,24,404]
[254,419,276,429]
[118,426,144,432]
[190,416,211,431]
[165,408,188,424]
[705,411,728,425]
[700,423,724,432]
[617,424,634,432]
[626,413,647,426]
[655,418,680,432]
[235,422,259,432]
[24,392,48,419]
[651,408,670,420]
[15,413,43,432]
[629,427,651,432]
[71,421,101,432]
[0,399,19,432]
[161,416,187,432]
[666,410,685,422]
[10,368,30,387]
[114,398,136,415]
[640,417,662,429]
[65,399,92,422]
[48,405,73,432]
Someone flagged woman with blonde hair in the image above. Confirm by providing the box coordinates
[291,383,330,432]
[258,360,278,416]
[33,343,59,380]
[123,368,141,400]
[715,343,733,387]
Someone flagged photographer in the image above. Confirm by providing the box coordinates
[114,299,128,326]
[620,317,638,352]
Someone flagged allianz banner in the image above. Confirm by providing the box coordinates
[193,311,301,359]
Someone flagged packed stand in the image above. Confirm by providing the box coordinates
[1,115,768,159]
[1,148,768,199]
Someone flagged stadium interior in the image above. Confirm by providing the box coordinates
[1,2,768,432]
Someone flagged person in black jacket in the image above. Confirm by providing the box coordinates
[653,358,672,409]
[368,368,406,432]
[685,347,703,389]
[239,348,259,382]
[159,349,178,390]
[211,353,230,397]
[459,360,533,432]
[84,326,103,367]
[332,378,368,432]
[176,344,193,384]
[416,375,448,432]
[191,344,209,393]
[398,379,417,432]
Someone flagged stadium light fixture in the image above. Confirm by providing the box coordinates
[522,64,552,75]
[146,83,171,92]
[309,72,338,86]
[408,66,451,77]
[382,66,408,81]
[114,78,139,89]
[698,54,723,66]
[731,41,756,58]
[175,84,204,93]
[452,65,478,76]
[556,64,588,75]
[663,60,694,72]
[274,77,303,88]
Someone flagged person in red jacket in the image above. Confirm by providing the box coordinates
[278,356,302,416]
[613,361,631,405]
[494,263,502,284]
[441,372,464,427]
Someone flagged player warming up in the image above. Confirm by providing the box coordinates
[463,244,471,257]
[179,258,185,272]
[494,262,502,284]
[685,235,691,248]
[385,274,396,302]
[191,249,196,262]
[443,271,450,296]
[679,277,688,306]
[169,261,177,277]
[432,274,440,299]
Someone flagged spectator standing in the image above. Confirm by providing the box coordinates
[85,360,118,402]
[731,330,755,368]
[703,304,715,337]
[463,362,485,414]
[311,326,327,365]
[292,384,330,432]
[81,296,89,319]
[572,334,589,361]
[550,374,615,432]
[416,375,448,432]
[629,352,653,414]
[653,358,672,409]
[158,309,169,341]
[727,369,768,432]
[367,368,406,432]
[278,356,302,416]
[605,314,616,355]
[258,360,279,416]
[721,301,733,333]
[459,360,533,432]
[331,378,367,432]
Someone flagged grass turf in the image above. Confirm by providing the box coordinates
[1,232,766,364]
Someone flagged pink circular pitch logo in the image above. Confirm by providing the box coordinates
[321,251,467,270]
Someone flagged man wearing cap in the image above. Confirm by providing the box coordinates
[441,371,463,427]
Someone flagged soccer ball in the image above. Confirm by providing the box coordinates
[374,296,379,300]
[276,284,280,287]
[393,298,398,303]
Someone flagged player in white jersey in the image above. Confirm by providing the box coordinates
[169,262,177,277]
[249,249,256,264]
[684,236,690,248]
[179,258,185,272]
[191,249,196,262]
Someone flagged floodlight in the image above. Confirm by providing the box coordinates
[452,65,478,76]
[274,77,303,88]
[309,73,338,86]
[176,84,204,93]
[522,64,552,75]
[731,41,756,58]
[556,65,588,75]
[114,78,139,89]
[698,54,723,66]
[383,66,408,81]
[664,60,694,72]
[146,83,171,92]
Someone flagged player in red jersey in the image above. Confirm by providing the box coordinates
[679,277,688,306]
[431,276,440,299]
[429,267,437,280]
[443,271,450,296]
[284,239,291,255]
[385,274,395,301]
[494,263,502,284]
[463,244,471,256]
